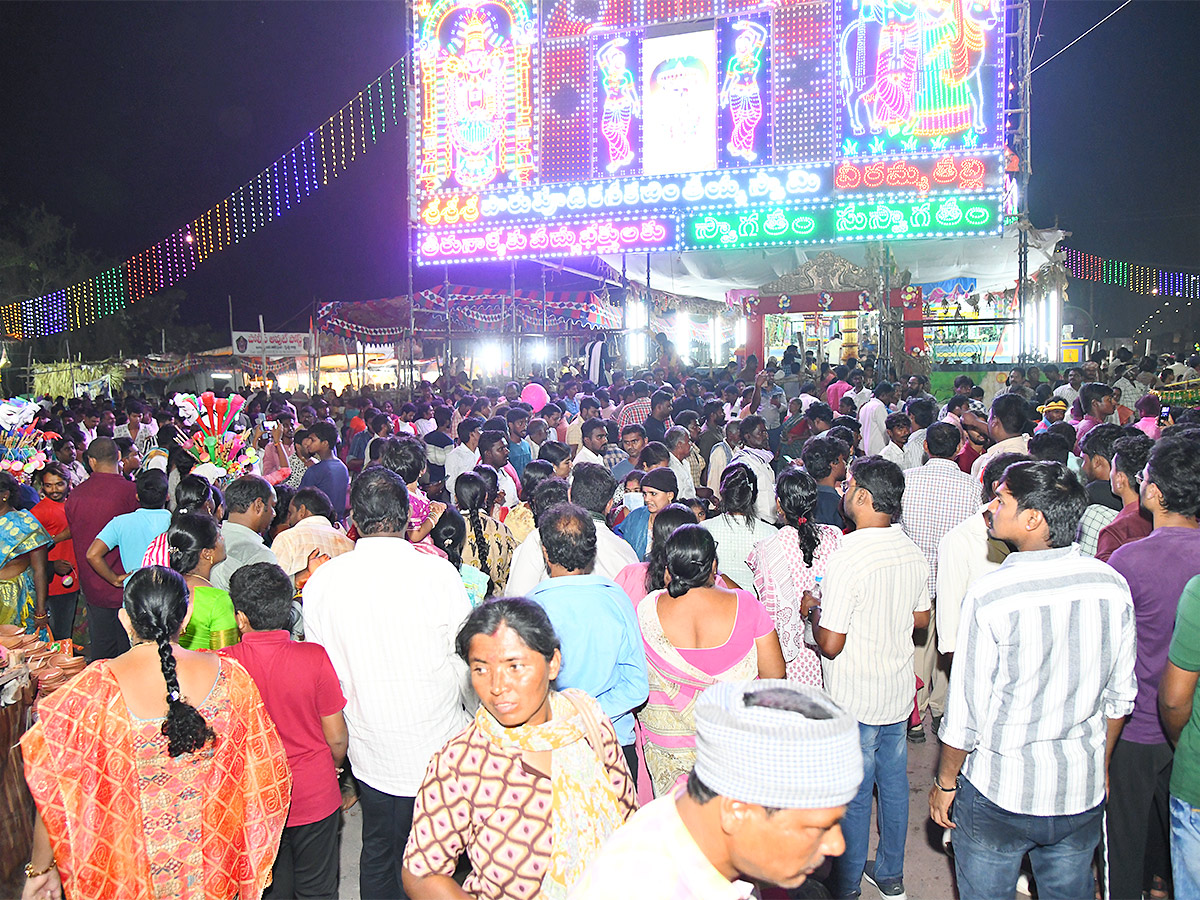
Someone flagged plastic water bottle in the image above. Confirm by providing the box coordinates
[804,575,823,645]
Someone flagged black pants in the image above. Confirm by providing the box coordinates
[265,808,342,899]
[47,591,78,644]
[1105,738,1173,900]
[622,742,639,784]
[357,779,415,900]
[86,603,130,661]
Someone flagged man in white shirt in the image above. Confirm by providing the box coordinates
[899,423,980,740]
[505,462,637,595]
[665,426,697,500]
[304,468,472,900]
[930,461,1136,900]
[879,412,910,467]
[445,416,482,500]
[479,430,520,507]
[845,369,872,410]
[934,450,1026,657]
[858,381,897,457]
[1052,366,1084,409]
[731,416,777,523]
[573,418,608,467]
[902,398,938,470]
[804,456,930,900]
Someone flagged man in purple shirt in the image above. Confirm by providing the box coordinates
[1106,434,1200,900]
[64,437,138,660]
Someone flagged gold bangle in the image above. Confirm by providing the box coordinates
[24,859,56,878]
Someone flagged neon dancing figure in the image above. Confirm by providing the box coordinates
[597,38,640,173]
[719,21,766,163]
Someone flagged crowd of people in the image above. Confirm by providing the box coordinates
[9,341,1200,900]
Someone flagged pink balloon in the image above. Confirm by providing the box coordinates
[520,382,550,414]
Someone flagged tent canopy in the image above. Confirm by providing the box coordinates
[600,223,1065,304]
[316,284,623,344]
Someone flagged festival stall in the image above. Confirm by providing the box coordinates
[315,284,624,379]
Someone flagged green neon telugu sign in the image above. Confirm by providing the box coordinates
[684,197,999,249]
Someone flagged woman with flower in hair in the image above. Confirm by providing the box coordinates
[20,566,290,900]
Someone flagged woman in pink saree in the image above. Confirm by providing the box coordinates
[635,525,785,797]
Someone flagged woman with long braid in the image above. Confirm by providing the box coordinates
[746,466,843,686]
[168,513,239,650]
[20,566,290,900]
[454,471,517,597]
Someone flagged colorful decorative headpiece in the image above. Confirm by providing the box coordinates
[0,399,49,478]
[172,392,257,480]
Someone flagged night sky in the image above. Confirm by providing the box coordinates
[1,1,1197,340]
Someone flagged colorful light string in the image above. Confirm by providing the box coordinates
[0,61,406,341]
[1063,247,1200,301]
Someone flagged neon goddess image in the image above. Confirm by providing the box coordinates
[597,37,641,173]
[719,20,766,163]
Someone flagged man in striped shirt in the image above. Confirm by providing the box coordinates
[930,461,1137,900]
[804,457,930,899]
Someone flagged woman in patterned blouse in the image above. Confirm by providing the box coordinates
[402,598,637,899]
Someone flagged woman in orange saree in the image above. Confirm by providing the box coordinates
[20,566,291,900]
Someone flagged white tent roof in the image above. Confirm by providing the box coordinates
[601,223,1065,304]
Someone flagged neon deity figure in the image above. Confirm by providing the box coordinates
[719,21,767,162]
[913,0,988,135]
[653,57,709,146]
[838,0,999,143]
[416,0,535,192]
[597,38,641,173]
[444,12,507,189]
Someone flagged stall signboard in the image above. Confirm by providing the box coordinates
[411,0,1009,263]
[231,332,313,358]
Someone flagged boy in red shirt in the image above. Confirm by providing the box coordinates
[30,463,78,643]
[222,562,348,898]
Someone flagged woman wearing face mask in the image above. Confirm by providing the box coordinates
[608,470,646,531]
[614,468,677,561]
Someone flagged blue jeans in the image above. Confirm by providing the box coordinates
[831,720,908,897]
[952,777,1103,900]
[1172,794,1200,900]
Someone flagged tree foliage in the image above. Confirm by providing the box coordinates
[0,200,221,360]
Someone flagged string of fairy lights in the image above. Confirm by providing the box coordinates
[1063,247,1200,345]
[0,60,406,341]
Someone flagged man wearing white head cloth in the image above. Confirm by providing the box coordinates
[569,681,863,899]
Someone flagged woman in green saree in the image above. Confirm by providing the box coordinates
[167,512,239,650]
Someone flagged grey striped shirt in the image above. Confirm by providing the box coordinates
[940,544,1137,816]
